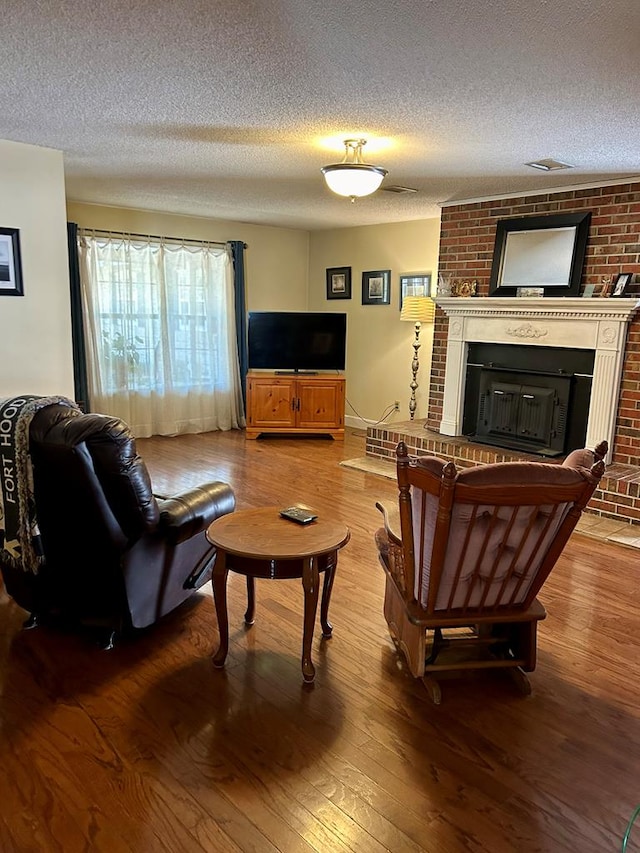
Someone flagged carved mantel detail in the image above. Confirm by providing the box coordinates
[506,322,548,339]
[599,326,617,345]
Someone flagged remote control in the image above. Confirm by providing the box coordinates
[280,507,318,525]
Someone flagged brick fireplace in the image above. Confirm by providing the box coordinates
[429,182,640,465]
[436,296,638,462]
[367,181,640,525]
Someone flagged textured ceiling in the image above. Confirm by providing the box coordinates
[2,0,639,230]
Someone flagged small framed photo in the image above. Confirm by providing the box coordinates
[516,286,544,298]
[326,266,351,300]
[399,272,431,309]
[611,272,632,297]
[0,227,24,296]
[362,269,391,305]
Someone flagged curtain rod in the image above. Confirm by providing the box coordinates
[78,227,234,249]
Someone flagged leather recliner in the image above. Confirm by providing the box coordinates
[1,402,235,644]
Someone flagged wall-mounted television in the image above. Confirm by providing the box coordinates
[248,311,347,373]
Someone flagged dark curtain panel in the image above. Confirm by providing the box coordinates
[67,222,90,411]
[229,241,248,407]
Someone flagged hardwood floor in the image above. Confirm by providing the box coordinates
[0,427,639,852]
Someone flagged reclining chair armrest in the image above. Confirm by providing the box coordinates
[375,500,403,545]
[157,483,236,544]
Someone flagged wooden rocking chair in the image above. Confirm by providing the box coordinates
[375,441,607,703]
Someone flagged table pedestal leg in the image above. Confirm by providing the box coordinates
[211,550,229,668]
[320,558,336,639]
[244,576,256,625]
[301,555,320,683]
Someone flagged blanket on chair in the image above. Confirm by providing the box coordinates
[0,395,80,574]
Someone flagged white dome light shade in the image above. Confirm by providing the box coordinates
[322,164,387,197]
[321,139,388,198]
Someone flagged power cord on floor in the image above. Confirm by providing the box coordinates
[345,397,397,426]
[622,805,640,852]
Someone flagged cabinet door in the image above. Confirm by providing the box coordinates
[296,379,344,429]
[248,378,297,428]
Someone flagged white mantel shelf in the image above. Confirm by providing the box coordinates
[434,297,640,461]
[436,296,640,320]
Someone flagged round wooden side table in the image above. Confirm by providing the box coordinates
[206,507,350,682]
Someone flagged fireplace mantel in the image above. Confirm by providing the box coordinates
[436,297,640,459]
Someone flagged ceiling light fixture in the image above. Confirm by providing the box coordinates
[321,139,388,200]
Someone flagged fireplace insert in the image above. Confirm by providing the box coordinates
[463,343,595,457]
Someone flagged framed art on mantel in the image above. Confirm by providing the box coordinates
[611,272,632,297]
[488,212,591,298]
[0,227,23,296]
[362,269,391,305]
[326,266,351,300]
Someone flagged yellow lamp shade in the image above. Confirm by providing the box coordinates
[400,296,435,323]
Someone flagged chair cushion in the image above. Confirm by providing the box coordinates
[412,455,451,477]
[412,459,582,611]
[455,460,587,488]
[562,447,596,470]
[427,501,571,610]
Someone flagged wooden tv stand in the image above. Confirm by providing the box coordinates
[245,371,345,440]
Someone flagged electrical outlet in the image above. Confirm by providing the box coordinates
[394,401,400,411]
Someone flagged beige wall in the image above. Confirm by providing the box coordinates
[0,147,454,427]
[65,203,441,427]
[0,140,74,397]
[66,203,310,312]
[308,219,441,426]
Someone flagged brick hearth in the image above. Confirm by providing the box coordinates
[366,420,640,527]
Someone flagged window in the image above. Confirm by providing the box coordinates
[78,233,245,436]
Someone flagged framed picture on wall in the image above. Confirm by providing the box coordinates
[0,227,24,296]
[362,269,391,305]
[399,272,432,309]
[326,266,351,300]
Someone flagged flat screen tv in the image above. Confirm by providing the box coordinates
[248,311,347,372]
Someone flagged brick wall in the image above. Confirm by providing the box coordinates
[427,182,640,465]
[366,425,640,525]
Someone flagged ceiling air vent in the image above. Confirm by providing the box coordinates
[381,185,418,194]
[525,159,574,172]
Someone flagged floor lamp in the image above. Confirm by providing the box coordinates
[400,296,435,420]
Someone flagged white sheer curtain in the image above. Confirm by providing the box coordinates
[78,233,245,437]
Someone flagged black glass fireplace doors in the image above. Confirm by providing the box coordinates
[463,343,595,457]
